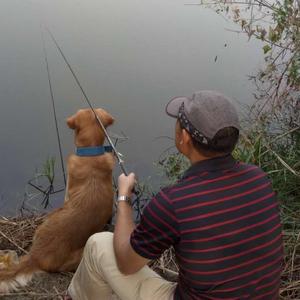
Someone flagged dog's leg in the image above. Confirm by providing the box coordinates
[59,248,84,272]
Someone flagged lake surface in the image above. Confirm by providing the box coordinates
[0,0,264,215]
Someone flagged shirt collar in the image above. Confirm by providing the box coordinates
[182,154,237,179]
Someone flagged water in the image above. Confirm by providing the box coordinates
[0,0,264,215]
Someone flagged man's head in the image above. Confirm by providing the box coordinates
[166,90,240,159]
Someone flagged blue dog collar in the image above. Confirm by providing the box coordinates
[76,145,113,157]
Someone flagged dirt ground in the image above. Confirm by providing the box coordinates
[0,272,73,300]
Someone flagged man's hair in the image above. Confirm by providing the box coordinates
[179,122,239,157]
[194,127,239,156]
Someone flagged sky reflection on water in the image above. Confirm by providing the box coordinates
[0,0,263,215]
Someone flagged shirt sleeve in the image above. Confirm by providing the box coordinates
[130,189,179,260]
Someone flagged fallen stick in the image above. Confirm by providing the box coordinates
[0,217,18,226]
[0,230,28,254]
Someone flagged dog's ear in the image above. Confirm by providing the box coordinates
[66,113,78,129]
[97,109,114,127]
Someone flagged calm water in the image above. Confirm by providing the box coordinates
[0,0,263,215]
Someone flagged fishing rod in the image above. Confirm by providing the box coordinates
[44,27,145,219]
[41,29,67,187]
[45,27,129,176]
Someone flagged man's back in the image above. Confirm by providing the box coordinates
[131,155,283,299]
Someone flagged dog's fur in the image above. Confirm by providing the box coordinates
[0,108,115,293]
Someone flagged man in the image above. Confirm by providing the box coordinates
[67,91,283,299]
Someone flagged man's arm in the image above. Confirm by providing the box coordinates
[113,173,150,275]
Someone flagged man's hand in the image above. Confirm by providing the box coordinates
[118,173,136,197]
[114,173,150,275]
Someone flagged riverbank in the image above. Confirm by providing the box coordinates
[0,213,299,299]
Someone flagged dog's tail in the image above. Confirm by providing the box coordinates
[0,255,39,293]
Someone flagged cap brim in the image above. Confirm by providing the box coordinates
[165,96,189,118]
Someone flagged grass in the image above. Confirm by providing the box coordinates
[235,117,300,299]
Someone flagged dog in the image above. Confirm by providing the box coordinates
[0,108,115,293]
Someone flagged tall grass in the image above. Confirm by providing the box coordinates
[235,113,300,299]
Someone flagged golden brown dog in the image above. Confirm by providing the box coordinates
[0,108,115,293]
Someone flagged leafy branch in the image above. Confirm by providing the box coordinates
[200,0,299,115]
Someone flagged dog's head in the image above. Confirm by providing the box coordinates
[67,108,114,147]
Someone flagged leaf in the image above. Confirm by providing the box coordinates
[268,27,280,43]
[248,29,256,40]
[240,19,247,29]
[232,7,240,20]
[263,44,272,54]
[260,29,267,40]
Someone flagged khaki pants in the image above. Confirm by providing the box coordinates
[68,232,176,300]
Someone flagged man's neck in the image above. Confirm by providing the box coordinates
[189,151,226,164]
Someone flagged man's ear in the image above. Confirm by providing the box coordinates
[182,128,192,145]
[66,114,77,129]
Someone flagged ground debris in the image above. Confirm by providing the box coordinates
[0,215,72,300]
[0,215,44,256]
[0,272,73,300]
[0,215,299,299]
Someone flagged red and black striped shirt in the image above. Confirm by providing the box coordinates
[131,155,283,299]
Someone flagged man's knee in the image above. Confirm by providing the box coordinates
[85,231,114,259]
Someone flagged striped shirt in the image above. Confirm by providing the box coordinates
[131,155,283,299]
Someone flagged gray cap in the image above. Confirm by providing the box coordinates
[166,90,240,143]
